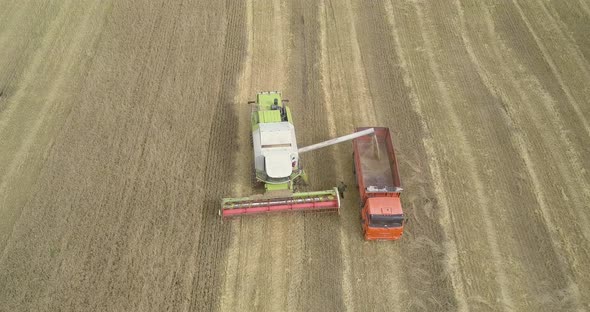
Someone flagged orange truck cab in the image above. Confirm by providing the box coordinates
[353,127,405,241]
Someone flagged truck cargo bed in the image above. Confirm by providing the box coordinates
[357,139,394,187]
[353,127,401,194]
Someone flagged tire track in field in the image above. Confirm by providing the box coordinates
[512,0,590,182]
[455,1,586,309]
[219,0,292,310]
[463,1,590,308]
[352,1,458,310]
[0,0,74,136]
[490,2,590,238]
[542,1,590,65]
[268,1,303,310]
[251,1,294,309]
[323,0,407,310]
[547,1,590,65]
[383,1,467,311]
[404,1,514,310]
[535,1,590,75]
[283,3,312,311]
[493,0,590,227]
[321,0,379,127]
[0,0,109,252]
[318,1,394,310]
[422,1,585,310]
[289,1,346,311]
[0,0,70,174]
[425,1,586,308]
[218,0,254,310]
[493,0,589,246]
[219,0,302,310]
[510,0,590,138]
[320,0,405,310]
[317,1,358,310]
[490,2,590,186]
[330,0,377,124]
[0,2,56,105]
[504,1,590,240]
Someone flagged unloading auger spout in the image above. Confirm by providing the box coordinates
[297,128,375,154]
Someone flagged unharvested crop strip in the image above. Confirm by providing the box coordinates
[189,1,246,310]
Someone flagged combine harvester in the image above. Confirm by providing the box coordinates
[221,92,405,240]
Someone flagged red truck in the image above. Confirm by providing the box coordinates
[353,127,405,240]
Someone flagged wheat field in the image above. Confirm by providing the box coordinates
[1,1,589,311]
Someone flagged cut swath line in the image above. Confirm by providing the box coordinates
[454,0,584,309]
[384,1,467,311]
[218,3,253,307]
[219,0,297,310]
[340,0,377,126]
[510,0,590,140]
[0,0,105,260]
[0,0,74,136]
[503,0,590,238]
[0,0,99,206]
[539,1,590,76]
[410,1,514,310]
[318,2,355,311]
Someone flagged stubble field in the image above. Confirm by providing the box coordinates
[1,1,589,311]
